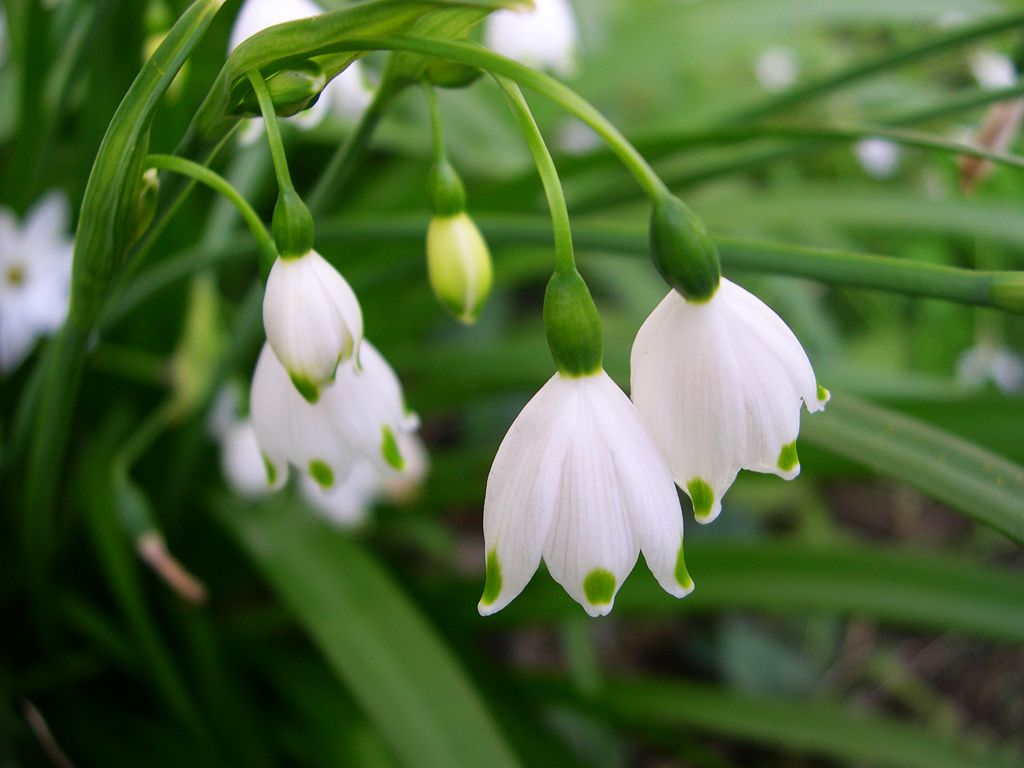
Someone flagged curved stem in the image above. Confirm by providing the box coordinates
[493,76,575,274]
[423,81,446,169]
[247,69,296,196]
[307,80,401,215]
[145,154,277,273]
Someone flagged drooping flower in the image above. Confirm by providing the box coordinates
[630,279,829,524]
[262,249,363,400]
[250,339,417,491]
[479,370,692,618]
[0,192,74,374]
[755,47,799,92]
[229,0,373,143]
[855,138,902,179]
[484,0,579,78]
[969,50,1016,90]
[426,212,493,324]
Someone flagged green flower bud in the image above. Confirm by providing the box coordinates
[426,212,493,324]
[424,59,483,89]
[129,168,160,247]
[272,187,314,258]
[235,61,328,118]
[544,268,604,377]
[428,158,466,217]
[649,195,721,302]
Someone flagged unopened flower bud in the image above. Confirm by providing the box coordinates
[424,59,483,89]
[235,61,328,118]
[131,168,160,245]
[426,212,493,324]
[543,268,603,377]
[649,195,721,302]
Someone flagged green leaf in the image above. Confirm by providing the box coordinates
[541,676,1019,768]
[215,496,521,768]
[803,394,1024,544]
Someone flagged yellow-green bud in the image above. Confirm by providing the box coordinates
[426,212,493,324]
[235,61,327,118]
[129,168,160,247]
[272,188,315,258]
[543,268,603,377]
[649,195,721,302]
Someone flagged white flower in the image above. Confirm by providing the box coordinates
[479,370,691,618]
[970,50,1016,90]
[229,0,374,144]
[485,0,579,78]
[855,138,902,179]
[251,339,417,491]
[957,342,1024,393]
[755,47,799,92]
[0,192,74,374]
[630,280,829,524]
[262,249,363,400]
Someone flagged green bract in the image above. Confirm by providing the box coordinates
[649,194,721,303]
[543,268,603,378]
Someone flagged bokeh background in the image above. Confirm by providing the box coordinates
[1,0,1023,765]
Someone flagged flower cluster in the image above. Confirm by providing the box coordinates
[480,273,827,616]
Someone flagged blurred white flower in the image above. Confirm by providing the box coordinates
[631,281,828,524]
[957,342,1024,393]
[755,47,799,92]
[555,118,601,155]
[485,0,579,77]
[479,370,691,618]
[230,0,374,144]
[855,138,902,179]
[0,192,74,374]
[262,249,363,401]
[970,50,1016,90]
[251,340,418,492]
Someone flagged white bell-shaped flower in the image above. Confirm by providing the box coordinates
[479,370,692,618]
[484,0,579,78]
[251,339,416,491]
[262,249,363,401]
[631,280,829,524]
[0,192,74,374]
[855,138,902,179]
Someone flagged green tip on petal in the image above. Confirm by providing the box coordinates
[777,441,799,473]
[480,549,502,606]
[262,454,277,486]
[686,478,715,520]
[308,460,334,489]
[380,426,405,471]
[289,372,320,404]
[583,569,616,606]
[816,384,830,403]
[674,538,693,591]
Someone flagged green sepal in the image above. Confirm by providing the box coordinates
[233,60,328,118]
[272,188,315,258]
[543,268,604,378]
[649,195,721,302]
[428,158,466,216]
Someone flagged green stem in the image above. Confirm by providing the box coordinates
[726,11,1024,123]
[493,76,575,274]
[423,81,446,169]
[306,80,401,215]
[145,154,277,273]
[246,69,297,196]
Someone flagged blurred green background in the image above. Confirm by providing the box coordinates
[1,0,1023,765]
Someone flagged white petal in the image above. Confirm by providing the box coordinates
[301,460,379,528]
[0,304,39,373]
[479,374,576,615]
[589,374,691,599]
[262,250,362,394]
[321,340,412,475]
[379,431,430,504]
[229,0,323,52]
[24,191,71,252]
[484,0,579,77]
[220,421,274,498]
